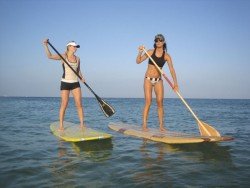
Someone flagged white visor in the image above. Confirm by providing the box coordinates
[66,41,80,48]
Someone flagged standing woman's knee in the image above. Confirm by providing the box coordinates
[74,96,82,108]
[145,98,152,107]
[61,99,68,108]
[75,101,82,108]
[157,99,163,108]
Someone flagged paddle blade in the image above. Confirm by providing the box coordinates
[97,98,115,117]
[198,121,221,137]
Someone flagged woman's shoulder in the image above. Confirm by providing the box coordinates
[147,49,154,55]
[75,55,80,62]
[164,52,172,61]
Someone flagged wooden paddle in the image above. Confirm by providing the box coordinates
[142,47,221,137]
[47,41,115,117]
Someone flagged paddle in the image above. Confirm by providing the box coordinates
[142,47,221,137]
[47,41,115,117]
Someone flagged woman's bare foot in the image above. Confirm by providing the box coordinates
[142,123,149,132]
[58,122,64,132]
[58,127,64,135]
[159,126,167,132]
[80,122,86,130]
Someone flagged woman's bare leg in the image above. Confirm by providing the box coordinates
[59,90,70,131]
[154,80,166,132]
[72,87,84,128]
[142,79,153,131]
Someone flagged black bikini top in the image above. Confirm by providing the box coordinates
[148,49,166,68]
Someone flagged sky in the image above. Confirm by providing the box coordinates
[0,0,250,99]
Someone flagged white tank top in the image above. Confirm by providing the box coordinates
[61,56,79,83]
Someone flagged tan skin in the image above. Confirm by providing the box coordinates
[136,40,179,132]
[43,39,85,131]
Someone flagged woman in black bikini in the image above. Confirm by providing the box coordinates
[136,34,179,131]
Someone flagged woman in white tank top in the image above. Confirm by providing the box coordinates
[43,39,85,131]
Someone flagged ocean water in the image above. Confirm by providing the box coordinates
[0,97,250,187]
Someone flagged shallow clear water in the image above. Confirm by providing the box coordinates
[0,97,249,187]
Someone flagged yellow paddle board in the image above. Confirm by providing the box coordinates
[108,122,233,144]
[50,121,112,142]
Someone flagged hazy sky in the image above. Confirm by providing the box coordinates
[0,0,249,99]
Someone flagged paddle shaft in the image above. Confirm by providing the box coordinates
[142,48,210,135]
[47,41,100,99]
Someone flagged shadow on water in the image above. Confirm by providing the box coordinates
[71,138,113,152]
[138,139,233,163]
[164,142,233,162]
[55,138,113,163]
[71,139,113,160]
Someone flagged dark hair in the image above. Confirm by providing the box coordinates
[154,42,167,52]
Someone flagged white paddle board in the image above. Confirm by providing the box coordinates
[108,122,233,144]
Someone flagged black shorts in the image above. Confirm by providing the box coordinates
[60,81,80,90]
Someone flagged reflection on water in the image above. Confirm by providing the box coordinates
[138,139,233,163]
[55,139,113,162]
[165,142,233,163]
[48,139,113,187]
[132,140,234,187]
[71,139,113,162]
[132,139,173,187]
[48,140,79,187]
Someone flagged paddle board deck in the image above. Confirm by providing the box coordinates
[108,122,233,144]
[50,121,112,142]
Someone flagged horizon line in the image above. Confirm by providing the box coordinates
[0,96,249,100]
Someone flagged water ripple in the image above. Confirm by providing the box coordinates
[0,97,250,187]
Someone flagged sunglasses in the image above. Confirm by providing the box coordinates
[154,39,164,42]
